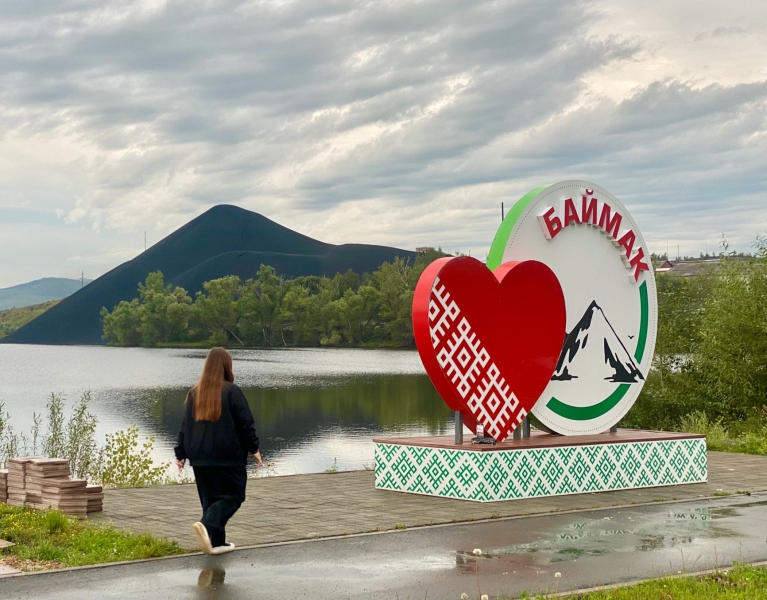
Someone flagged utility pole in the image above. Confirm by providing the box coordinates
[501,202,505,222]
[677,245,680,262]
[81,270,84,288]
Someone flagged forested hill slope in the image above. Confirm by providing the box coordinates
[3,205,415,345]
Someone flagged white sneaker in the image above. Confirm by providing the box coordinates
[210,542,235,555]
[192,522,213,554]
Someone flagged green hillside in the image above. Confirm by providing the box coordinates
[0,300,59,339]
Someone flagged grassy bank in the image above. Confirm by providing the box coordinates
[0,505,185,572]
[527,563,767,599]
[0,300,59,340]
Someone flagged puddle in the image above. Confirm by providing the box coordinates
[482,506,739,564]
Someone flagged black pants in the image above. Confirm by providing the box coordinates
[193,466,247,547]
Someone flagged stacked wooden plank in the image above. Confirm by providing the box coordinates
[6,456,44,507]
[41,478,88,518]
[0,469,7,503]
[85,484,104,514]
[25,458,71,509]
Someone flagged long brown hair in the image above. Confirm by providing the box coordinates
[192,347,234,421]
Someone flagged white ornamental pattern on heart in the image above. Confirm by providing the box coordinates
[429,276,525,440]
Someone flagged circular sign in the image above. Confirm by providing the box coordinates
[487,181,658,435]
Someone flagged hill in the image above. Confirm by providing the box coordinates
[0,277,90,310]
[3,205,416,345]
[0,300,59,339]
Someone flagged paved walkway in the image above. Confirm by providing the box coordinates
[8,492,767,599]
[99,451,767,549]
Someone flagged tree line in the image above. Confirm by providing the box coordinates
[625,235,767,430]
[102,235,767,431]
[101,249,444,348]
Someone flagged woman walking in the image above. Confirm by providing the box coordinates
[174,347,263,554]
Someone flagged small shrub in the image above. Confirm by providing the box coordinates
[679,411,730,450]
[44,511,70,535]
[732,433,767,455]
[96,426,168,488]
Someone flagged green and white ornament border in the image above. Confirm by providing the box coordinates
[374,439,707,502]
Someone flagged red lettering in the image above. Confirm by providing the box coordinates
[563,198,580,228]
[598,204,622,239]
[538,207,562,239]
[618,229,636,258]
[581,196,598,225]
[629,247,650,282]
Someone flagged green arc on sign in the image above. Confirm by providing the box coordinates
[486,185,549,271]
[546,281,649,420]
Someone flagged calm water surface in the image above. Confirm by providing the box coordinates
[0,346,450,476]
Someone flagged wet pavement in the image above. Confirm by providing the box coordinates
[98,451,767,549]
[3,493,767,599]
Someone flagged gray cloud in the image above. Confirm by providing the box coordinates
[0,0,764,287]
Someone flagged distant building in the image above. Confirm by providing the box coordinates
[416,247,435,254]
[666,259,720,278]
[656,260,675,273]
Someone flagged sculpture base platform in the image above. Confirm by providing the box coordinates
[373,429,707,502]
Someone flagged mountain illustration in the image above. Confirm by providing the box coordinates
[551,301,644,383]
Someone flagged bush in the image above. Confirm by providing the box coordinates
[97,426,167,488]
[40,393,100,480]
[44,511,70,535]
[679,411,729,450]
[1,393,172,488]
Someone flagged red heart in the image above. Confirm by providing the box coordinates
[413,257,566,442]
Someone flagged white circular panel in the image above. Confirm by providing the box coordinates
[487,181,658,435]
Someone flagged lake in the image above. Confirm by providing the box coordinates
[0,345,451,477]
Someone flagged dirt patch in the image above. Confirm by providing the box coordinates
[1,555,64,573]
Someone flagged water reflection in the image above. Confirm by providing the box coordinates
[0,346,449,476]
[197,566,226,588]
[149,375,449,475]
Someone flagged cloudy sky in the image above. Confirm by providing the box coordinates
[0,0,764,288]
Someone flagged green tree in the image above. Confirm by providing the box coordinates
[101,299,142,346]
[278,279,324,345]
[137,272,192,345]
[239,265,285,346]
[692,246,767,417]
[374,257,416,345]
[327,285,381,345]
[192,276,244,345]
[101,249,448,349]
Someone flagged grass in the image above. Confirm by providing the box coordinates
[679,411,767,456]
[513,564,767,599]
[0,300,59,339]
[0,504,185,571]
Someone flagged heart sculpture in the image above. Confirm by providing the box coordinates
[413,257,566,441]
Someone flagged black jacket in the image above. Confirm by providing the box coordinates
[174,383,260,467]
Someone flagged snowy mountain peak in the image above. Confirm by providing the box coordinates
[552,301,643,383]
